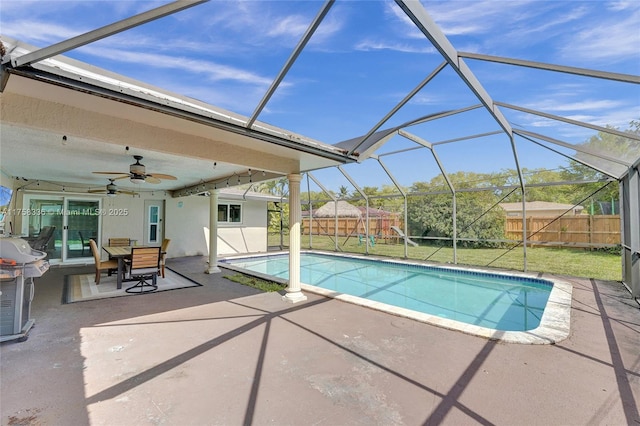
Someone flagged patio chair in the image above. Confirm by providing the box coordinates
[89,239,118,285]
[79,231,92,256]
[159,238,171,278]
[27,226,56,252]
[108,237,131,247]
[124,247,161,294]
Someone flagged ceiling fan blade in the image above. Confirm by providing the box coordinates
[118,190,138,195]
[147,173,177,180]
[145,176,162,184]
[93,171,128,176]
[111,175,132,181]
[88,189,106,193]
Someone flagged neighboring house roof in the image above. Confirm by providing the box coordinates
[313,200,362,218]
[356,206,397,217]
[500,201,584,212]
[302,201,396,218]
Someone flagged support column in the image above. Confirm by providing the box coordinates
[622,165,640,296]
[283,173,307,303]
[206,190,221,274]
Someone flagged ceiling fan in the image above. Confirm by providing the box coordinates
[88,179,138,197]
[93,155,177,184]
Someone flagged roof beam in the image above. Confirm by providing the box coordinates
[394,0,512,136]
[307,172,337,201]
[338,105,483,160]
[376,129,503,157]
[172,171,283,198]
[459,52,640,84]
[517,133,619,179]
[8,0,208,67]
[515,129,631,167]
[247,0,334,129]
[346,60,448,156]
[398,130,455,193]
[496,102,640,142]
[431,130,504,146]
[377,157,407,196]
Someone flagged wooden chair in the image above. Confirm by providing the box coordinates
[108,237,131,247]
[124,247,161,294]
[159,238,171,278]
[89,239,118,285]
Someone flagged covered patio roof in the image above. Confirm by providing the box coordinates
[0,36,357,196]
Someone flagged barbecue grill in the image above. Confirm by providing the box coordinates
[0,237,50,342]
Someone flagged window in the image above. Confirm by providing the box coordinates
[218,203,242,223]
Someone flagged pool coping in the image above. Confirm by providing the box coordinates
[219,250,573,345]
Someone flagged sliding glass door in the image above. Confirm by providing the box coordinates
[22,195,101,262]
[66,199,100,259]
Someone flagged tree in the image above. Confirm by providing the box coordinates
[255,178,288,197]
[255,178,289,234]
[407,172,506,247]
[561,119,639,208]
[337,185,350,199]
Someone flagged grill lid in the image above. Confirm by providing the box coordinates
[0,237,47,263]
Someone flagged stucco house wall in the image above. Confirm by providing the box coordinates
[165,194,269,258]
[1,175,271,262]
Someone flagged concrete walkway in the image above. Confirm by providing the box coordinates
[1,256,639,425]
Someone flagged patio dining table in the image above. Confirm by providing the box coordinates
[102,245,164,289]
[102,245,133,289]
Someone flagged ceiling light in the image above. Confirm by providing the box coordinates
[130,176,145,184]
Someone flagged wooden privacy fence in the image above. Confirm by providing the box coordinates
[302,216,402,241]
[505,215,621,247]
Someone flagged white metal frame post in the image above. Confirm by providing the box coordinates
[621,164,640,296]
[283,173,307,303]
[206,190,221,274]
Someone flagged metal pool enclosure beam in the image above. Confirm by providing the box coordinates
[620,163,640,297]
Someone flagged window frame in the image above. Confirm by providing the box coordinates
[217,202,243,224]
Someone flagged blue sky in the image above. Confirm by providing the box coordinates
[1,0,638,192]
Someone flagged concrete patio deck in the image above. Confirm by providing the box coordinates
[1,256,638,425]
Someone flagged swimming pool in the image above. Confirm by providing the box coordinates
[220,251,572,344]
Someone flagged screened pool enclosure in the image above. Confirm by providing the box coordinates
[1,1,638,297]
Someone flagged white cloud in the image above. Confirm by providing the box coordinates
[559,8,640,63]
[80,44,276,87]
[383,2,426,39]
[422,1,540,35]
[354,39,436,54]
[526,99,626,113]
[0,20,82,45]
[266,14,311,38]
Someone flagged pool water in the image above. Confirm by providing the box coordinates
[221,253,553,332]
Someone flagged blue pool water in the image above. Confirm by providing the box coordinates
[221,253,553,332]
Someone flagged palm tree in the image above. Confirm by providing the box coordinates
[338,185,349,199]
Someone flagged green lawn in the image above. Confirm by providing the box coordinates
[269,234,622,282]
